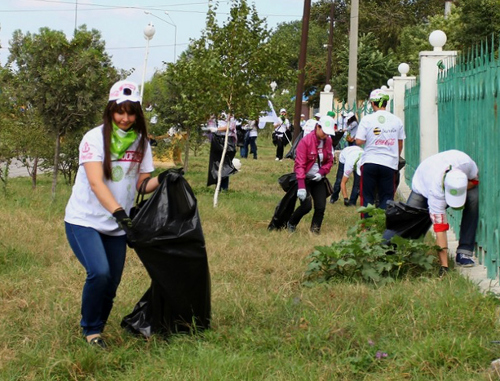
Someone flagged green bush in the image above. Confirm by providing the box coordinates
[305,205,440,285]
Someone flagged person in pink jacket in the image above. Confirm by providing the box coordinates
[288,116,335,234]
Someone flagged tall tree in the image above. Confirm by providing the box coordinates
[149,0,290,205]
[7,26,118,197]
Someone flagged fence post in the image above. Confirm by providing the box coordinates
[419,30,457,161]
[392,64,416,187]
[319,84,334,116]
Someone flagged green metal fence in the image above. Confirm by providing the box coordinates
[437,40,500,278]
[403,81,421,183]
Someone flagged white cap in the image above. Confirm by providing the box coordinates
[109,80,141,104]
[300,114,305,117]
[318,116,336,135]
[314,112,321,118]
[369,88,389,102]
[279,108,286,113]
[444,169,468,208]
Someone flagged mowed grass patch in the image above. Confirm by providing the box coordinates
[1,136,500,380]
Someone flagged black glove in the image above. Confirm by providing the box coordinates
[280,115,285,122]
[157,170,168,184]
[113,208,135,244]
[343,198,350,207]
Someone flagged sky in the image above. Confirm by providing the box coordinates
[0,0,306,86]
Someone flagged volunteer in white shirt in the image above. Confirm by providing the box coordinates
[356,89,405,210]
[65,80,163,348]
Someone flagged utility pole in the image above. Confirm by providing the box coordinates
[325,2,334,85]
[293,0,312,142]
[347,0,359,109]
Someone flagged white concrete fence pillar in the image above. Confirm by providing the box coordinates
[319,84,334,117]
[418,30,457,161]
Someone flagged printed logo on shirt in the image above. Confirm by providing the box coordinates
[374,127,381,136]
[377,115,386,124]
[112,165,124,182]
[375,138,396,146]
[80,142,93,161]
[119,150,143,163]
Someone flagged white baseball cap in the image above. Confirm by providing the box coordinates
[109,80,141,104]
[369,88,389,102]
[444,169,468,208]
[318,116,336,135]
[314,112,321,118]
[279,108,286,113]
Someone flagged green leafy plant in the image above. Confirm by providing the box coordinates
[305,205,440,285]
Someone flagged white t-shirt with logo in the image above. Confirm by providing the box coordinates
[356,110,405,170]
[339,145,363,177]
[302,119,317,136]
[411,150,478,215]
[65,125,154,235]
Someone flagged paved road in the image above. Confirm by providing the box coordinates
[7,159,30,178]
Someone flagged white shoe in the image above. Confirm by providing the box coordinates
[275,158,279,161]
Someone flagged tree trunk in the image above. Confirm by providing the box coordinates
[183,127,191,173]
[51,134,61,200]
[213,117,230,208]
[31,156,38,189]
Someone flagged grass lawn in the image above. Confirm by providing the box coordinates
[1,134,500,380]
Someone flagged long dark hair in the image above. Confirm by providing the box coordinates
[102,100,148,180]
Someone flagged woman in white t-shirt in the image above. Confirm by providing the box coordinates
[64,80,163,348]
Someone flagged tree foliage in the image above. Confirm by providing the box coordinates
[6,26,118,195]
[332,33,398,102]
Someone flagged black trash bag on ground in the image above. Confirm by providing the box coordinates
[207,134,237,186]
[268,173,298,231]
[121,168,211,338]
[382,200,432,244]
[285,131,303,160]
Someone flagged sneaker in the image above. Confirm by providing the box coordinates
[275,158,280,161]
[329,196,338,204]
[287,222,296,233]
[456,253,475,267]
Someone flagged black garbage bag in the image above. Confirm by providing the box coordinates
[207,134,237,186]
[268,173,298,231]
[331,131,345,148]
[382,200,432,244]
[285,131,303,160]
[121,168,211,338]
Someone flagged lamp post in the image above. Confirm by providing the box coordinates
[141,22,156,99]
[144,10,177,63]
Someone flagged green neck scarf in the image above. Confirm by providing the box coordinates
[110,122,138,160]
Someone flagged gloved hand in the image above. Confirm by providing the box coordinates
[343,198,350,206]
[208,127,218,133]
[112,208,135,243]
[157,170,168,184]
[297,188,307,201]
[280,115,286,122]
[312,173,322,182]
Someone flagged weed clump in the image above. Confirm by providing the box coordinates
[305,205,440,285]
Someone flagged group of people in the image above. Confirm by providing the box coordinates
[65,80,479,349]
[274,88,479,277]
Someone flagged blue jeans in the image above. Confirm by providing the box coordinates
[360,163,396,210]
[65,222,127,336]
[457,186,479,255]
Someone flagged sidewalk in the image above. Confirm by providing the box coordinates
[397,169,500,295]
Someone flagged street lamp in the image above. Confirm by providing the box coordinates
[144,10,177,63]
[141,22,156,99]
